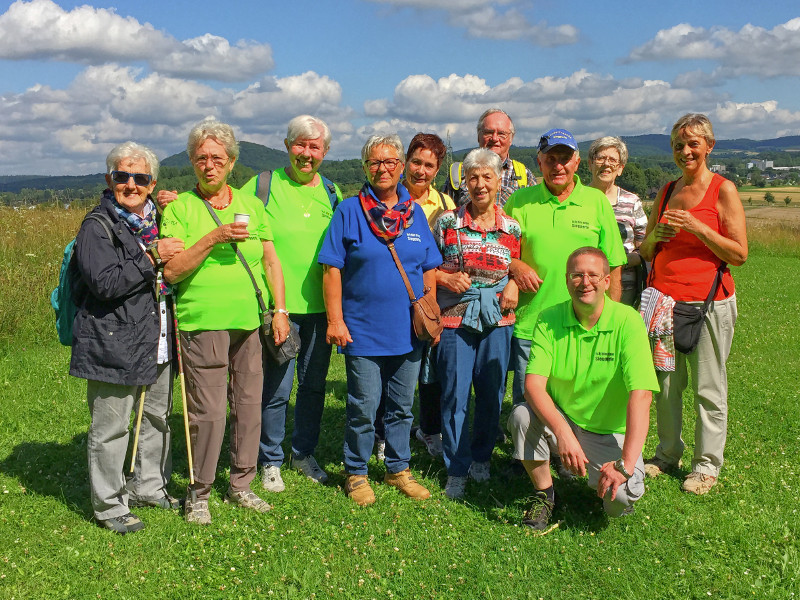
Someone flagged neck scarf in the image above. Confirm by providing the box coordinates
[358,183,415,241]
[106,189,159,243]
[105,189,170,296]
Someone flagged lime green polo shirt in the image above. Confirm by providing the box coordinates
[527,299,659,434]
[504,176,626,340]
[160,188,273,332]
[240,170,342,314]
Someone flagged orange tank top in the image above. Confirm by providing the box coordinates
[649,174,735,302]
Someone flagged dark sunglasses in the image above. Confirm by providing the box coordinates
[110,170,152,186]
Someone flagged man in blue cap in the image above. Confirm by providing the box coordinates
[503,128,627,427]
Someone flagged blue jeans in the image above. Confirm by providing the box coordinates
[259,313,332,467]
[343,349,422,475]
[436,326,513,476]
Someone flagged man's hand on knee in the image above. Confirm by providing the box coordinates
[556,431,588,477]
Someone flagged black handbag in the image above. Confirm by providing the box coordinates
[651,182,726,355]
[200,199,300,365]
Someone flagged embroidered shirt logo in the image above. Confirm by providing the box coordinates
[406,232,422,243]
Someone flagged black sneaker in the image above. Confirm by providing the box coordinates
[129,494,180,509]
[550,456,575,481]
[98,512,145,535]
[522,492,554,531]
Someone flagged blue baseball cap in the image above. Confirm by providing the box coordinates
[538,128,578,153]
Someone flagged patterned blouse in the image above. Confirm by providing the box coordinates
[434,205,521,329]
[613,187,648,255]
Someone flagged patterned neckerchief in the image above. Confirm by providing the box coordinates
[358,183,415,241]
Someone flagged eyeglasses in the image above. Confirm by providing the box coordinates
[193,154,229,168]
[568,272,606,285]
[366,158,402,172]
[110,171,152,186]
[593,156,620,167]
[481,129,512,140]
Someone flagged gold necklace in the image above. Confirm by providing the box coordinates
[197,184,232,209]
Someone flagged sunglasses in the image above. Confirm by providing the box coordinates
[110,170,152,186]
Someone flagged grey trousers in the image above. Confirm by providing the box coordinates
[180,329,263,500]
[653,294,737,477]
[87,362,173,520]
[508,404,645,517]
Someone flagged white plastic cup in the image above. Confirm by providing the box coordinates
[233,213,250,224]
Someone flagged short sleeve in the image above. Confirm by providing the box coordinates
[317,202,347,268]
[160,201,186,240]
[620,309,660,393]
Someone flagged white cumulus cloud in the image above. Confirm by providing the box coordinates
[0,0,273,81]
[0,66,353,174]
[628,18,800,78]
[362,71,734,151]
[365,0,578,44]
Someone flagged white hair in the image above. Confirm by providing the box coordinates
[105,141,159,180]
[286,115,331,151]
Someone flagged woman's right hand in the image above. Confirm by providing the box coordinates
[157,237,185,263]
[439,271,472,293]
[651,221,678,243]
[326,319,353,347]
[156,189,178,210]
[213,222,249,245]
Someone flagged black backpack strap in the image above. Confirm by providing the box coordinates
[255,170,273,207]
[84,212,114,240]
[320,175,340,210]
[656,180,678,221]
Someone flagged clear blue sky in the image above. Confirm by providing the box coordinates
[0,0,798,174]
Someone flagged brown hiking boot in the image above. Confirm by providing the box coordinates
[682,472,717,495]
[644,456,681,478]
[384,468,431,500]
[344,474,376,506]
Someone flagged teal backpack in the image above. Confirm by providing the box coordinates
[51,213,113,346]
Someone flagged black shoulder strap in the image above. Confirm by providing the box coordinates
[320,175,339,210]
[200,199,269,317]
[656,180,677,221]
[84,212,114,240]
[255,170,273,207]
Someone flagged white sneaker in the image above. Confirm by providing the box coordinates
[415,428,443,457]
[291,454,329,484]
[444,475,467,499]
[260,465,285,493]
[374,438,386,462]
[469,461,491,482]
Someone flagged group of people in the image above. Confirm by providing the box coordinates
[68,108,746,535]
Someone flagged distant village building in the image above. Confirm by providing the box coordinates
[747,159,774,170]
[710,164,727,173]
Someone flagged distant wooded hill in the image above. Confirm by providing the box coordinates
[3,134,800,201]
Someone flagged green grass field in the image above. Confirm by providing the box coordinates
[0,207,798,599]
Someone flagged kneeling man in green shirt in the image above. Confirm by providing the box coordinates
[507,247,659,532]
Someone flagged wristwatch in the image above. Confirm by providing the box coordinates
[146,240,163,268]
[614,459,633,479]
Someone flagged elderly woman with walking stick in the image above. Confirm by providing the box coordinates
[161,118,290,525]
[70,141,184,534]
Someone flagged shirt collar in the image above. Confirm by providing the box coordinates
[454,203,515,234]
[542,174,585,205]
[564,297,614,334]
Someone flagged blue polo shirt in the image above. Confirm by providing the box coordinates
[318,186,442,356]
